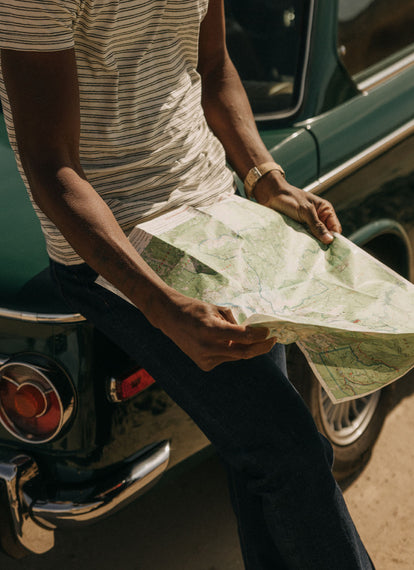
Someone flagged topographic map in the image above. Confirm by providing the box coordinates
[98,195,414,403]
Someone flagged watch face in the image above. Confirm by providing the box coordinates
[245,167,261,191]
[252,167,262,180]
[245,163,284,197]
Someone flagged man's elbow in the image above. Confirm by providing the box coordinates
[18,146,83,205]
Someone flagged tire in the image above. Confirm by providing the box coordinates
[287,345,393,481]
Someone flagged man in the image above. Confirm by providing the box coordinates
[0,0,374,567]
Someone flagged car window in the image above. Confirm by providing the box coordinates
[225,0,310,116]
[337,0,414,81]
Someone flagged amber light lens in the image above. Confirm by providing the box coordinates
[0,361,67,443]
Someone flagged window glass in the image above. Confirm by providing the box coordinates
[225,0,310,115]
[338,0,414,79]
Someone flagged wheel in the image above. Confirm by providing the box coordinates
[287,345,393,481]
[307,376,392,480]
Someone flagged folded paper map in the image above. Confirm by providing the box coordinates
[97,195,414,403]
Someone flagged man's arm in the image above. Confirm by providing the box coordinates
[198,0,341,244]
[1,47,275,370]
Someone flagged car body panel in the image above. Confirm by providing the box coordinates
[307,66,414,176]
[260,127,318,188]
[0,120,53,312]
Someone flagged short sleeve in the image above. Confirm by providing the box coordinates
[0,0,80,52]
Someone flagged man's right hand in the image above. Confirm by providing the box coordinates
[154,289,277,371]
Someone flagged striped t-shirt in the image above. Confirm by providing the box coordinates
[0,0,235,264]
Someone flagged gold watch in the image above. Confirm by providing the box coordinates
[244,161,285,199]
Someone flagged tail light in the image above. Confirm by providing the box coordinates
[0,356,75,444]
[108,368,156,403]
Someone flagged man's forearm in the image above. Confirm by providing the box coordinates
[200,55,274,182]
[26,164,172,326]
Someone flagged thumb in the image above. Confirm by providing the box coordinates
[306,206,334,244]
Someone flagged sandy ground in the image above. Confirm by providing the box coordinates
[0,373,413,569]
[343,373,414,569]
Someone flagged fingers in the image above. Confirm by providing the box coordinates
[254,173,342,242]
[164,293,277,367]
[300,197,342,244]
[199,336,278,371]
[192,309,276,370]
[218,306,238,325]
[212,320,270,344]
[316,199,342,234]
[297,201,333,244]
[223,336,277,359]
[207,305,269,341]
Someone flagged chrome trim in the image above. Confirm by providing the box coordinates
[108,376,121,403]
[2,375,19,387]
[0,307,85,323]
[254,0,315,122]
[0,454,54,554]
[0,441,170,555]
[303,118,414,195]
[29,441,170,529]
[107,369,157,404]
[358,51,414,92]
[319,388,381,446]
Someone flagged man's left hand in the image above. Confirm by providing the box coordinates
[253,170,342,245]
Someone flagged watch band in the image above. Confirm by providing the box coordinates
[244,161,286,199]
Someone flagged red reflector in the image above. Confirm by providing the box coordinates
[14,384,47,418]
[114,369,156,401]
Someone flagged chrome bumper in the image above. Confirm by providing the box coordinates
[0,441,170,555]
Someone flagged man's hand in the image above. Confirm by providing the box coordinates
[253,170,342,245]
[153,289,276,371]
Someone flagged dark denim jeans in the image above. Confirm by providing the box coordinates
[50,259,374,570]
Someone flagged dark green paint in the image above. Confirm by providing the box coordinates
[0,120,56,310]
[307,66,414,176]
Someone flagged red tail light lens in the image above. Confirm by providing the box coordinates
[0,358,75,444]
[14,383,48,418]
[108,368,156,403]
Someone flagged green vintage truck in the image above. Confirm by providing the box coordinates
[0,0,413,558]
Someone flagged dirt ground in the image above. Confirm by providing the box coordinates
[0,373,413,570]
[343,373,414,569]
